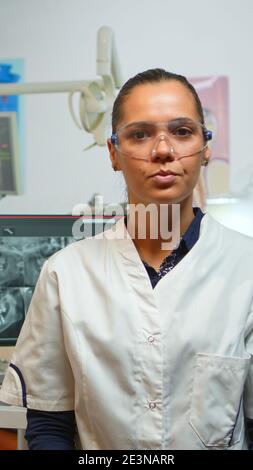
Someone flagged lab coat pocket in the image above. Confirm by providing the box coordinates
[189,353,250,448]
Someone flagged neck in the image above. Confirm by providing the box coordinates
[126,195,195,269]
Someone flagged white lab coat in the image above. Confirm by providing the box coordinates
[0,213,253,450]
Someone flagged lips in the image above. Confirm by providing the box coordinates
[157,171,177,176]
[152,169,180,177]
[150,168,180,187]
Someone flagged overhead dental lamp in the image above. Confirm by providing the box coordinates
[0,26,123,149]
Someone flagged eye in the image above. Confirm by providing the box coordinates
[174,127,193,137]
[128,129,151,141]
[133,130,149,139]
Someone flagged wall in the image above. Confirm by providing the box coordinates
[0,0,253,214]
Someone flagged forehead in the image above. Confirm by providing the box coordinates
[120,81,199,125]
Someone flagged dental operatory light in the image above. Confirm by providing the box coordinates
[0,26,123,150]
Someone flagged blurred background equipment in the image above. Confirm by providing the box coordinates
[0,112,21,196]
[0,63,23,197]
[0,26,123,158]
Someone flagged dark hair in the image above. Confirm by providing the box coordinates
[112,68,204,132]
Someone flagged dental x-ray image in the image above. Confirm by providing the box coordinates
[22,287,34,314]
[0,238,25,287]
[0,236,65,288]
[0,288,25,339]
[23,237,65,286]
[0,236,67,344]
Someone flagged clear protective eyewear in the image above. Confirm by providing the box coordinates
[111,117,212,161]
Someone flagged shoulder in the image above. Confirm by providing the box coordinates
[45,238,104,274]
[44,219,125,276]
[204,212,253,261]
[205,212,253,242]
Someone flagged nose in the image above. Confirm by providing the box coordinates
[150,135,175,161]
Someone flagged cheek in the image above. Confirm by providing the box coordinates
[121,160,147,183]
[182,156,202,176]
[181,158,202,190]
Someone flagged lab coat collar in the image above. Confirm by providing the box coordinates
[101,211,222,298]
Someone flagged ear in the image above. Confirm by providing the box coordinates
[107,138,122,171]
[201,146,211,166]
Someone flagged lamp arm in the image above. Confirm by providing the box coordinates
[0,26,124,147]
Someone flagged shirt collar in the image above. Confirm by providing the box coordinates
[181,207,205,252]
[123,206,205,254]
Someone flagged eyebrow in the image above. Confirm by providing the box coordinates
[121,117,197,127]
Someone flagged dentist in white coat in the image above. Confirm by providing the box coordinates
[1,68,253,450]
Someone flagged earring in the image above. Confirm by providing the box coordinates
[202,160,209,167]
[112,165,118,171]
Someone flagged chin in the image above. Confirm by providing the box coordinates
[143,189,189,205]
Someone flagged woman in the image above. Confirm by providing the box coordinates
[0,69,253,450]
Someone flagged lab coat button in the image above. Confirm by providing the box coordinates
[148,335,155,343]
[149,401,156,410]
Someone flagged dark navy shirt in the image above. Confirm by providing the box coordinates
[142,207,204,288]
[25,208,253,450]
